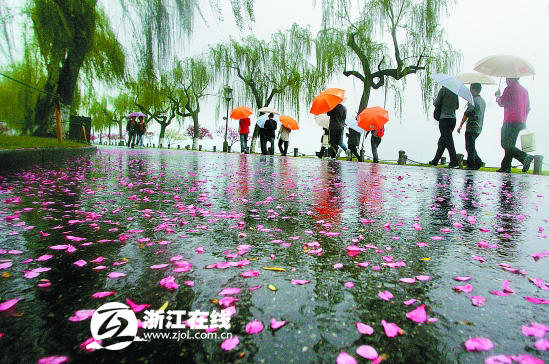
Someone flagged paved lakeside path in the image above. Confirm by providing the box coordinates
[0,146,548,364]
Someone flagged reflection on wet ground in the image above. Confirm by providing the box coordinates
[0,146,548,364]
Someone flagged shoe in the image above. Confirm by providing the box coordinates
[522,155,534,172]
[428,160,437,166]
[447,163,459,169]
[496,168,511,173]
[373,160,379,163]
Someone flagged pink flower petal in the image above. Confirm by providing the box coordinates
[381,320,403,338]
[333,263,343,269]
[454,276,472,281]
[80,337,102,352]
[270,318,287,330]
[378,291,394,301]
[416,275,430,281]
[534,339,549,351]
[74,260,87,267]
[126,298,151,313]
[245,320,264,334]
[502,280,515,294]
[38,356,68,364]
[403,299,418,306]
[290,279,309,285]
[471,296,486,307]
[92,291,115,298]
[399,277,416,284]
[0,298,20,311]
[490,291,509,296]
[453,284,474,293]
[221,336,239,351]
[355,322,374,335]
[240,270,260,278]
[68,309,95,322]
[196,246,204,254]
[108,272,126,278]
[356,345,378,360]
[219,288,241,295]
[344,282,354,288]
[336,351,357,364]
[406,304,427,323]
[525,297,549,304]
[522,325,547,338]
[464,337,494,351]
[150,264,169,269]
[0,261,12,269]
[484,355,512,364]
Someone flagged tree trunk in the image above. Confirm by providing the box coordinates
[158,123,167,148]
[192,113,199,150]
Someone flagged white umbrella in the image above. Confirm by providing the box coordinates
[430,73,474,106]
[473,54,535,78]
[456,72,497,85]
[258,107,280,115]
[255,114,279,128]
[344,117,363,133]
[314,114,330,129]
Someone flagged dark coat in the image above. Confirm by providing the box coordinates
[264,118,277,138]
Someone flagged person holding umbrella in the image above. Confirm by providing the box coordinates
[239,117,251,153]
[126,115,137,148]
[263,113,277,155]
[365,126,384,163]
[277,124,291,156]
[327,103,347,158]
[457,83,485,170]
[347,127,362,162]
[136,116,147,148]
[429,87,460,168]
[494,78,533,173]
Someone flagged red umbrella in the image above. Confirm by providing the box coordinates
[357,106,389,131]
[230,106,253,119]
[309,88,345,115]
[279,116,299,130]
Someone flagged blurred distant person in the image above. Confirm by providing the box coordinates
[263,113,277,155]
[239,117,250,153]
[136,116,147,148]
[457,83,485,170]
[495,78,533,173]
[327,103,346,158]
[277,124,291,156]
[127,115,137,148]
[429,86,459,168]
[365,126,384,163]
[347,127,362,162]
[317,128,330,159]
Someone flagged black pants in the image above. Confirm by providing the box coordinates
[432,118,457,165]
[278,139,289,156]
[259,133,267,155]
[500,122,526,169]
[127,131,136,148]
[328,129,343,158]
[465,131,482,168]
[348,144,361,161]
[371,135,381,162]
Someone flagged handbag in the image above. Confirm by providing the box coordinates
[433,105,442,121]
[520,131,536,152]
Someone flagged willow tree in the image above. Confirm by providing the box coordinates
[87,93,134,144]
[29,0,125,136]
[315,0,461,114]
[171,56,213,150]
[210,23,326,152]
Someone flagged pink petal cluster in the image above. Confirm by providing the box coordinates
[464,337,494,351]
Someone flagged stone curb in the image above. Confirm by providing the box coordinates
[0,146,97,173]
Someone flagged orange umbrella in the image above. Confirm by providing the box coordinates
[279,116,299,130]
[309,88,345,115]
[230,106,253,119]
[357,106,389,131]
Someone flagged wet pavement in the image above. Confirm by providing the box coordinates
[0,146,548,364]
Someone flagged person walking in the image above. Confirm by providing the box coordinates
[347,127,362,161]
[429,87,459,168]
[365,126,384,163]
[327,103,346,158]
[278,124,291,156]
[317,128,330,159]
[457,83,485,170]
[239,117,251,153]
[495,78,533,173]
[136,116,147,148]
[263,113,277,155]
[126,116,137,148]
